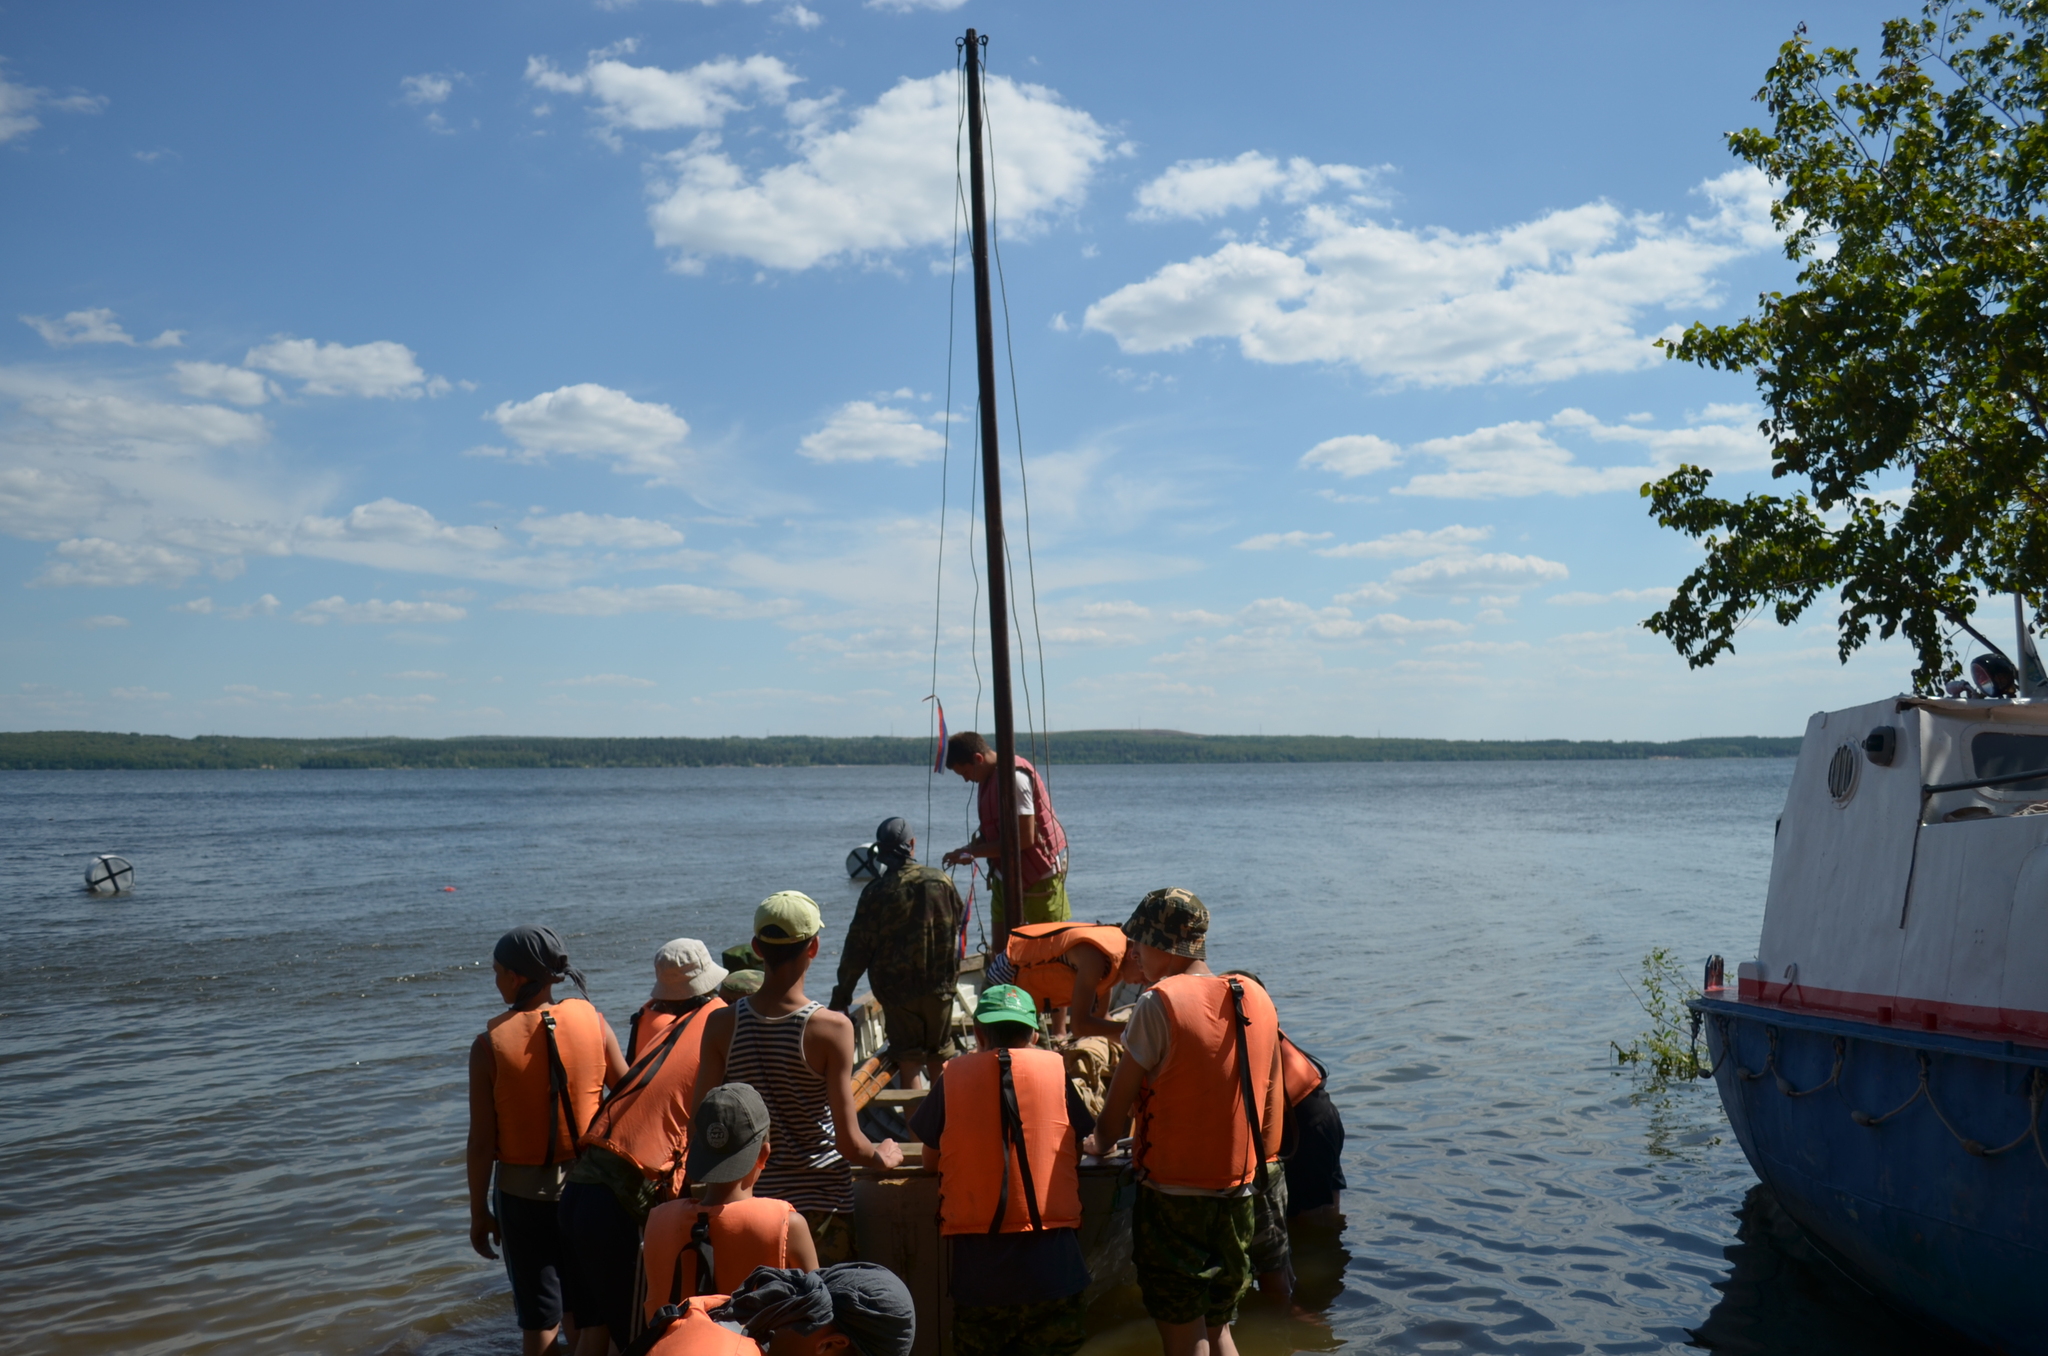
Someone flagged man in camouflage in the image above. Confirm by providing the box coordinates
[828,816,964,1089]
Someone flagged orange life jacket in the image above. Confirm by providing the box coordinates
[628,1001,693,1062]
[642,1295,752,1356]
[1004,923,1125,1011]
[1279,1033,1325,1109]
[1132,973,1282,1192]
[937,1047,1083,1236]
[581,996,724,1189]
[642,1196,794,1322]
[487,998,607,1167]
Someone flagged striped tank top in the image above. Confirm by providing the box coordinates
[724,998,853,1215]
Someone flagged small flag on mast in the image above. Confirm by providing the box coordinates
[928,695,948,772]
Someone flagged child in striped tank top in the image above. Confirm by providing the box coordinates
[697,891,902,1264]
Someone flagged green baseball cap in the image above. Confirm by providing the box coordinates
[755,890,823,944]
[974,983,1040,1030]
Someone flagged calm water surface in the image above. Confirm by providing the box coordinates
[3,761,1924,1355]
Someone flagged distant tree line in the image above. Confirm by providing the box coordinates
[0,729,1801,771]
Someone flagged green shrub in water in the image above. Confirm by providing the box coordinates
[1612,947,1705,1084]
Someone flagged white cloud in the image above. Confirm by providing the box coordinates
[1385,552,1569,594]
[485,384,691,479]
[1300,406,1768,500]
[779,4,824,27]
[173,596,215,614]
[1132,152,1380,221]
[400,73,454,106]
[294,596,468,625]
[1316,525,1492,559]
[520,511,685,549]
[526,51,798,133]
[111,686,170,701]
[1309,612,1472,638]
[75,614,129,629]
[1548,587,1675,606]
[798,401,945,464]
[29,537,202,587]
[243,337,443,398]
[646,70,1109,270]
[292,498,526,580]
[20,389,267,447]
[1086,167,1777,387]
[547,673,657,687]
[1235,530,1332,551]
[1301,434,1401,478]
[496,582,790,618]
[173,361,271,405]
[20,308,181,349]
[0,65,106,144]
[866,0,967,11]
[1079,601,1150,619]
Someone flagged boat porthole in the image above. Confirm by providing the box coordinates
[1827,743,1860,804]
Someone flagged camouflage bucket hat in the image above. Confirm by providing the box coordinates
[1122,887,1208,959]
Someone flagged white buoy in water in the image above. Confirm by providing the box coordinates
[86,854,135,896]
[845,843,883,881]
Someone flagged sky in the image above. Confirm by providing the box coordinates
[0,0,1938,741]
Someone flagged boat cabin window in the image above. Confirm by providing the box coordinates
[1970,731,2048,792]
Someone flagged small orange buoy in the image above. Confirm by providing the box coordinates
[442,885,457,892]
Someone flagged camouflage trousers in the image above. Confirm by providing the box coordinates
[1132,1185,1254,1328]
[1247,1163,1292,1276]
[803,1210,857,1266]
[951,1294,1089,1356]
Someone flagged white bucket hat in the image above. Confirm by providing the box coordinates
[651,937,728,1001]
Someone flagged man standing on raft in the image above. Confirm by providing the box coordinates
[829,816,964,1090]
[942,731,1070,926]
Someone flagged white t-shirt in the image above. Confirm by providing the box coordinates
[1013,769,1035,816]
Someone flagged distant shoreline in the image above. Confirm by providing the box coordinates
[0,729,1802,770]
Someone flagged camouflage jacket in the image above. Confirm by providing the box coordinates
[829,860,964,1009]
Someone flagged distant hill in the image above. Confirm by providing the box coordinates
[0,729,1802,770]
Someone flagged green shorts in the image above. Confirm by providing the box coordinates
[951,1294,1088,1356]
[1132,1185,1254,1328]
[990,872,1070,928]
[881,990,959,1061]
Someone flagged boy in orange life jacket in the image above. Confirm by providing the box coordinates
[1081,891,1283,1356]
[642,1083,820,1322]
[467,926,627,1356]
[908,984,1095,1356]
[560,938,731,1356]
[715,1264,918,1356]
[993,921,1144,1042]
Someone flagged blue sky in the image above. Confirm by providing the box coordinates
[2,1,1924,741]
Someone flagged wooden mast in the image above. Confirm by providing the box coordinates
[963,29,1025,948]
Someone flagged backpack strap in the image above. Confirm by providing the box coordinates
[541,1011,581,1166]
[1224,979,1270,1195]
[988,1049,1045,1233]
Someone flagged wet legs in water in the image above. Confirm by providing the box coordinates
[1156,1318,1238,1356]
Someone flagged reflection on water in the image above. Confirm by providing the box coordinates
[3,759,1926,1354]
[1688,1185,1939,1355]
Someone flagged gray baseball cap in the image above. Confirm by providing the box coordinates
[689,1083,772,1184]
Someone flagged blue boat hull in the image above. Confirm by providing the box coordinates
[1696,997,2048,1354]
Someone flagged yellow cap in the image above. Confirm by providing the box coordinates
[754,890,823,944]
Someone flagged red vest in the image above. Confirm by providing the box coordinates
[937,1047,1083,1235]
[580,997,724,1190]
[485,999,607,1167]
[1132,974,1281,1192]
[976,755,1067,886]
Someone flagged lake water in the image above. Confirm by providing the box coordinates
[2,760,1928,1356]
